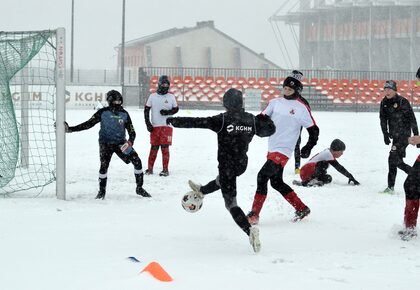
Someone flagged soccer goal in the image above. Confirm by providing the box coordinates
[0,28,66,199]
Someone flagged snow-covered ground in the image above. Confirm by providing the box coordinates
[1,109,420,290]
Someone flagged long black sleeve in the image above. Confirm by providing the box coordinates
[404,100,419,135]
[168,115,223,132]
[69,110,101,132]
[304,125,319,149]
[329,160,353,179]
[144,106,153,127]
[125,114,136,143]
[379,101,388,135]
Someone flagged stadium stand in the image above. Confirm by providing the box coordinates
[147,75,420,110]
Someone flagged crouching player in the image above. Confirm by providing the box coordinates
[299,139,360,187]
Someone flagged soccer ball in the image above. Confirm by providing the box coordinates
[181,191,203,213]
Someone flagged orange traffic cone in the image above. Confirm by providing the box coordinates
[141,261,173,282]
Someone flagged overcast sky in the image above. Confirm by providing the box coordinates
[1,0,297,69]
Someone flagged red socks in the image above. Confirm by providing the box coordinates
[148,148,158,170]
[283,191,306,211]
[161,146,170,171]
[251,193,267,216]
[404,199,420,229]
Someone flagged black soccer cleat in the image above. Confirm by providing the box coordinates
[96,190,106,200]
[136,187,151,198]
[398,229,417,241]
[159,170,169,177]
[145,169,153,175]
[293,206,311,222]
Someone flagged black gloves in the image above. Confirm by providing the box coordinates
[255,114,276,137]
[300,145,312,158]
[348,176,360,185]
[64,122,72,133]
[160,109,172,116]
[160,107,179,116]
[166,117,174,125]
[383,132,392,145]
[146,123,153,132]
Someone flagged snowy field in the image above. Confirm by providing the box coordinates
[1,108,420,290]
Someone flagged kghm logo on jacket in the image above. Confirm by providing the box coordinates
[289,109,295,115]
[227,124,253,133]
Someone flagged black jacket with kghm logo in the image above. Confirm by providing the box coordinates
[167,110,275,170]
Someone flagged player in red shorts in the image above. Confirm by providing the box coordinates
[144,75,179,176]
[299,139,359,187]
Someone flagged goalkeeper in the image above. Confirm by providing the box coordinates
[65,90,151,199]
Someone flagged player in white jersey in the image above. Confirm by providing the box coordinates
[247,71,320,224]
[144,75,179,176]
[299,139,359,187]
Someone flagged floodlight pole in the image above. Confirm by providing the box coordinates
[121,0,126,96]
[70,0,74,82]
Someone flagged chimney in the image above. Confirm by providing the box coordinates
[196,21,215,28]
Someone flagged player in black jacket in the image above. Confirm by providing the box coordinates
[65,90,151,199]
[166,88,275,253]
[379,80,419,194]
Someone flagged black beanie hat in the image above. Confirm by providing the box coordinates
[383,80,397,91]
[157,75,170,95]
[283,70,304,93]
[223,88,243,111]
[330,139,346,151]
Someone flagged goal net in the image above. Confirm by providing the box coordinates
[0,29,66,199]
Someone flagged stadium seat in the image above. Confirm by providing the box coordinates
[150,75,159,85]
[205,76,214,85]
[194,76,204,86]
[310,78,319,86]
[257,77,267,87]
[320,78,329,87]
[268,77,279,86]
[350,79,359,87]
[247,77,257,87]
[184,76,194,89]
[215,76,226,85]
[171,75,183,85]
[278,77,285,85]
[236,77,248,89]
[339,79,349,87]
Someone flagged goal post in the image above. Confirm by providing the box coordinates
[0,28,66,199]
[56,28,66,200]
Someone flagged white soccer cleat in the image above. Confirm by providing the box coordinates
[188,180,204,198]
[249,226,261,253]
